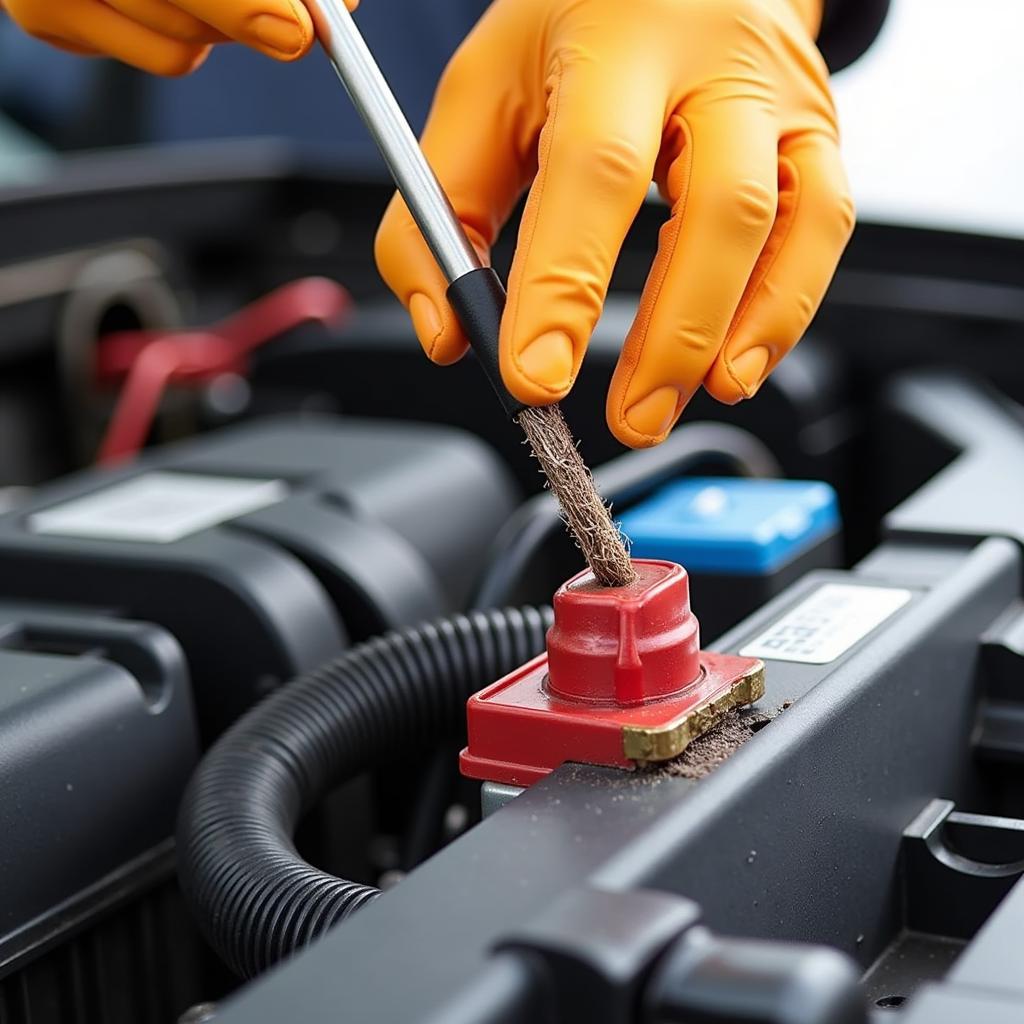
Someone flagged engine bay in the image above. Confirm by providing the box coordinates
[1,144,1024,1024]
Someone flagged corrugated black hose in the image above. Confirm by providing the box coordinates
[176,606,553,979]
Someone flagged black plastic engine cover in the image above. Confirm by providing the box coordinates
[0,415,519,738]
[0,602,197,970]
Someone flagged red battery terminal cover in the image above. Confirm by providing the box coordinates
[460,559,764,787]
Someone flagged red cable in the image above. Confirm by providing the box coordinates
[96,278,351,465]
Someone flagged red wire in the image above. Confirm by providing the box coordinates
[96,278,351,465]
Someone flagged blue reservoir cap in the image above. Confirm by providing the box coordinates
[618,477,840,575]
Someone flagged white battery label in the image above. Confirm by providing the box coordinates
[739,583,913,664]
[29,471,288,543]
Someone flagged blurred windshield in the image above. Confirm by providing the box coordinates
[832,0,1024,237]
[1,0,1022,238]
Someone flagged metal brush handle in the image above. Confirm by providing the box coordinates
[310,0,523,415]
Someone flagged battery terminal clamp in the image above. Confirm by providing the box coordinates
[460,559,764,786]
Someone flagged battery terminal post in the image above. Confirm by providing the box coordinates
[460,559,764,787]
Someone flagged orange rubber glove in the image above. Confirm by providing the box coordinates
[375,0,854,447]
[2,0,355,76]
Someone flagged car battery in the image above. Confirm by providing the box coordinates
[0,602,197,975]
[0,415,518,737]
[618,477,841,641]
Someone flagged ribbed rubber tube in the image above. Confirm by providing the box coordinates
[176,606,553,979]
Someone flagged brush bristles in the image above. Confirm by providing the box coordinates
[516,404,637,589]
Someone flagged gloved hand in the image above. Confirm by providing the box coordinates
[375,0,854,447]
[1,0,355,76]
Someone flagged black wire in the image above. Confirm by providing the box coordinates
[177,605,553,978]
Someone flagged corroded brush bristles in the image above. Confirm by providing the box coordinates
[516,404,636,588]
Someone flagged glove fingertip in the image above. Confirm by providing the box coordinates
[500,364,572,408]
[703,372,747,405]
[409,292,468,366]
[246,7,313,61]
[606,409,668,450]
[499,329,576,407]
[705,344,771,404]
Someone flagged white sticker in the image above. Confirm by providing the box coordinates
[740,583,913,664]
[29,471,288,543]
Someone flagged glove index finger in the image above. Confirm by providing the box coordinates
[499,56,663,407]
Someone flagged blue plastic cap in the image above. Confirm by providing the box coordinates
[618,477,840,575]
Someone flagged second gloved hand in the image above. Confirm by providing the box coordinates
[375,0,855,447]
[3,0,356,76]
